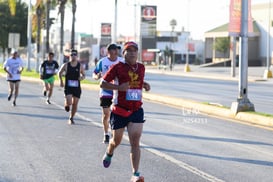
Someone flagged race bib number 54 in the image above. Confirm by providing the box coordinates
[126,89,142,101]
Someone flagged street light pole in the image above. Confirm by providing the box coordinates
[134,0,137,42]
[113,0,117,43]
[231,0,255,114]
[170,19,177,71]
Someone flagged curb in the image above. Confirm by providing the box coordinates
[143,92,273,128]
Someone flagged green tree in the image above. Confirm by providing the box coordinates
[32,0,58,52]
[0,0,28,54]
[30,0,76,55]
[57,0,77,58]
[58,0,67,56]
[214,37,230,57]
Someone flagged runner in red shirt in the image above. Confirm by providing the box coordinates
[101,41,150,182]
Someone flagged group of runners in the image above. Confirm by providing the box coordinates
[3,42,150,182]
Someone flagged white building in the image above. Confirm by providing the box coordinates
[252,2,273,64]
[156,30,204,64]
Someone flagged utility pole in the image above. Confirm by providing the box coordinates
[231,0,255,114]
[263,0,272,79]
[184,0,191,72]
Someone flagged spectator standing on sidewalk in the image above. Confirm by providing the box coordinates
[101,41,150,182]
[3,49,24,106]
[93,43,123,143]
[58,49,85,125]
[39,52,59,104]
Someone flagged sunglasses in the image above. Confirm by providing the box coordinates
[71,53,77,56]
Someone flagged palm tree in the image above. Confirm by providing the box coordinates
[45,0,51,53]
[70,0,76,49]
[35,2,42,54]
[31,0,75,62]
[58,0,67,60]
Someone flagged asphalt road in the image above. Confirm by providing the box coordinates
[1,77,273,182]
[144,72,273,115]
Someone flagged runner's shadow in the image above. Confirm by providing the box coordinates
[0,111,65,121]
[18,104,64,111]
[18,93,41,99]
[0,177,13,182]
[145,111,181,117]
[143,130,273,147]
[0,93,8,98]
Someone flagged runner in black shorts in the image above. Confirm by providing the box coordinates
[110,107,144,130]
[100,97,112,108]
[93,43,123,143]
[58,49,85,125]
[64,86,82,99]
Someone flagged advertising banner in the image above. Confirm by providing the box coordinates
[141,6,157,38]
[100,23,112,58]
[228,0,253,36]
[140,5,157,62]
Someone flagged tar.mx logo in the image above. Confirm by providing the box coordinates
[181,107,208,124]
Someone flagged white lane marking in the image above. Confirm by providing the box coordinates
[52,101,225,182]
[139,141,225,182]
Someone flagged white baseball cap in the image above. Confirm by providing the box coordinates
[11,48,18,54]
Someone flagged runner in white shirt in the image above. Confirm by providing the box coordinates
[93,43,124,143]
[3,50,24,106]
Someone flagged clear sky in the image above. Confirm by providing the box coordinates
[70,0,268,40]
[73,0,231,40]
[26,0,269,40]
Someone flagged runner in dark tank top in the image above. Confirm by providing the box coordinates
[58,49,85,125]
